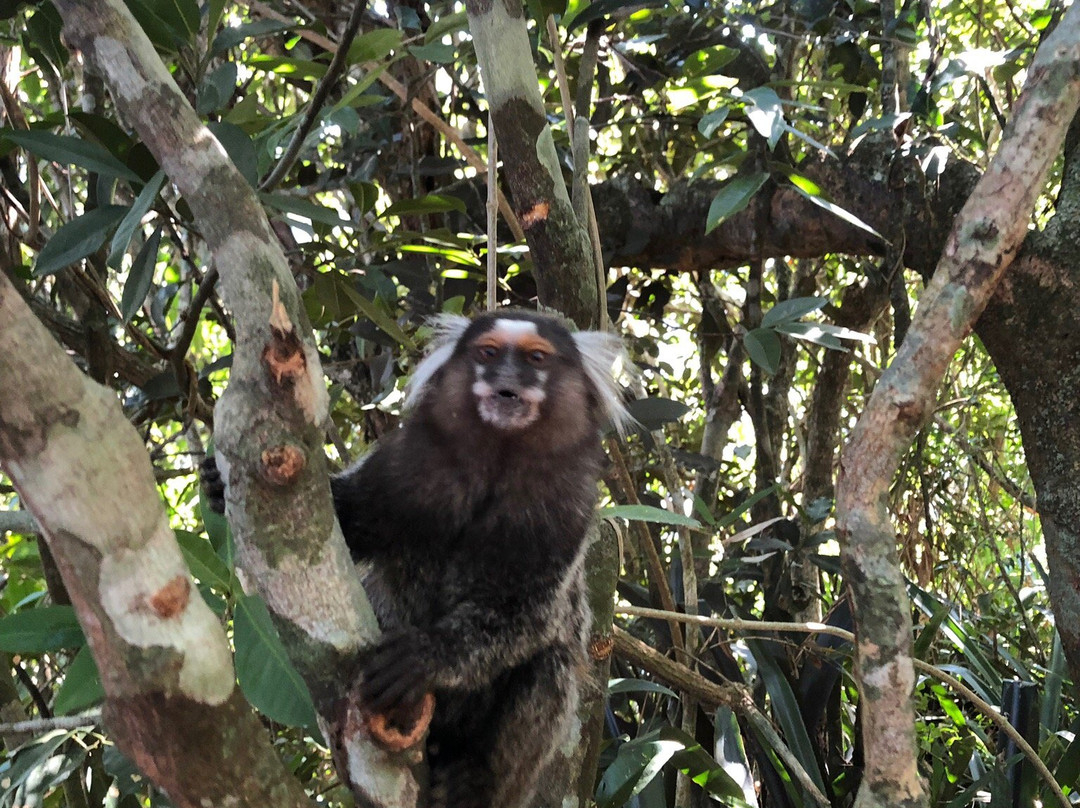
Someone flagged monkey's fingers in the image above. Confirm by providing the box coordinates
[362,668,426,713]
[199,456,227,514]
[359,633,430,712]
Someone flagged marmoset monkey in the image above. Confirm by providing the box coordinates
[206,309,630,808]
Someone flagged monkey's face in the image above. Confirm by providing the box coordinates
[407,310,631,447]
[468,318,563,431]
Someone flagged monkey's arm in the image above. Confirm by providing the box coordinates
[359,568,576,712]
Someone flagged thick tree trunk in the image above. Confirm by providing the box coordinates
[0,272,313,808]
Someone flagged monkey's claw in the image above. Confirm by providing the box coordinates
[359,632,432,714]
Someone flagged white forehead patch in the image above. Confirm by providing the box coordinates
[491,319,539,341]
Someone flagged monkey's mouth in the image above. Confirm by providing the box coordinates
[476,388,542,430]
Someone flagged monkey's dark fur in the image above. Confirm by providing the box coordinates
[206,310,629,808]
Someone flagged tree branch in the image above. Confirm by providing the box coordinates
[51,2,416,803]
[834,7,1080,808]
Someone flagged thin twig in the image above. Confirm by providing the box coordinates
[0,712,103,735]
[616,605,1070,808]
[613,626,831,808]
[247,1,525,240]
[606,441,684,653]
[259,0,369,191]
[486,113,498,312]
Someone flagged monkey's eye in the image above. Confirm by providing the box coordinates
[475,343,499,362]
[525,349,550,366]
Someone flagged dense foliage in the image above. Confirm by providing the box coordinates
[0,0,1076,806]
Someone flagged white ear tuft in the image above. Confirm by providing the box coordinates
[404,313,470,410]
[572,330,636,438]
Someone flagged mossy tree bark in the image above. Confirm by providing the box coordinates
[49,2,419,805]
[464,0,599,328]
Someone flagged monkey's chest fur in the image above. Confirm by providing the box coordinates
[333,421,600,679]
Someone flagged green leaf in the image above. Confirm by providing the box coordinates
[120,226,162,322]
[789,184,886,241]
[0,605,84,653]
[174,528,234,592]
[774,321,844,350]
[608,678,679,698]
[109,170,165,268]
[53,646,104,715]
[744,639,828,795]
[698,106,730,138]
[743,327,781,375]
[381,194,467,217]
[261,192,353,228]
[761,296,828,327]
[597,726,746,808]
[705,171,768,234]
[34,206,129,277]
[209,122,258,187]
[335,280,416,349]
[196,62,238,115]
[212,19,294,55]
[714,706,757,805]
[408,42,456,63]
[743,86,785,148]
[716,484,781,530]
[246,54,328,80]
[233,593,319,728]
[348,28,402,64]
[425,10,468,43]
[3,129,141,182]
[0,731,87,805]
[778,321,874,343]
[600,504,701,529]
[625,396,690,429]
[596,733,685,808]
[24,3,68,74]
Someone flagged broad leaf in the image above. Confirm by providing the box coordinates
[743,327,781,375]
[705,171,768,234]
[608,678,679,698]
[34,206,128,277]
[212,19,294,55]
[625,396,690,429]
[0,605,84,652]
[3,129,140,181]
[381,194,466,217]
[745,638,829,794]
[174,528,234,592]
[233,593,319,729]
[601,504,701,529]
[348,29,403,64]
[53,646,104,715]
[790,184,886,241]
[119,225,161,322]
[761,296,828,327]
[109,169,165,268]
[743,86,785,148]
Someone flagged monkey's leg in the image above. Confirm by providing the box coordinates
[486,648,580,808]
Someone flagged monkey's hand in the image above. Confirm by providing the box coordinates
[200,456,227,515]
[358,631,434,715]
